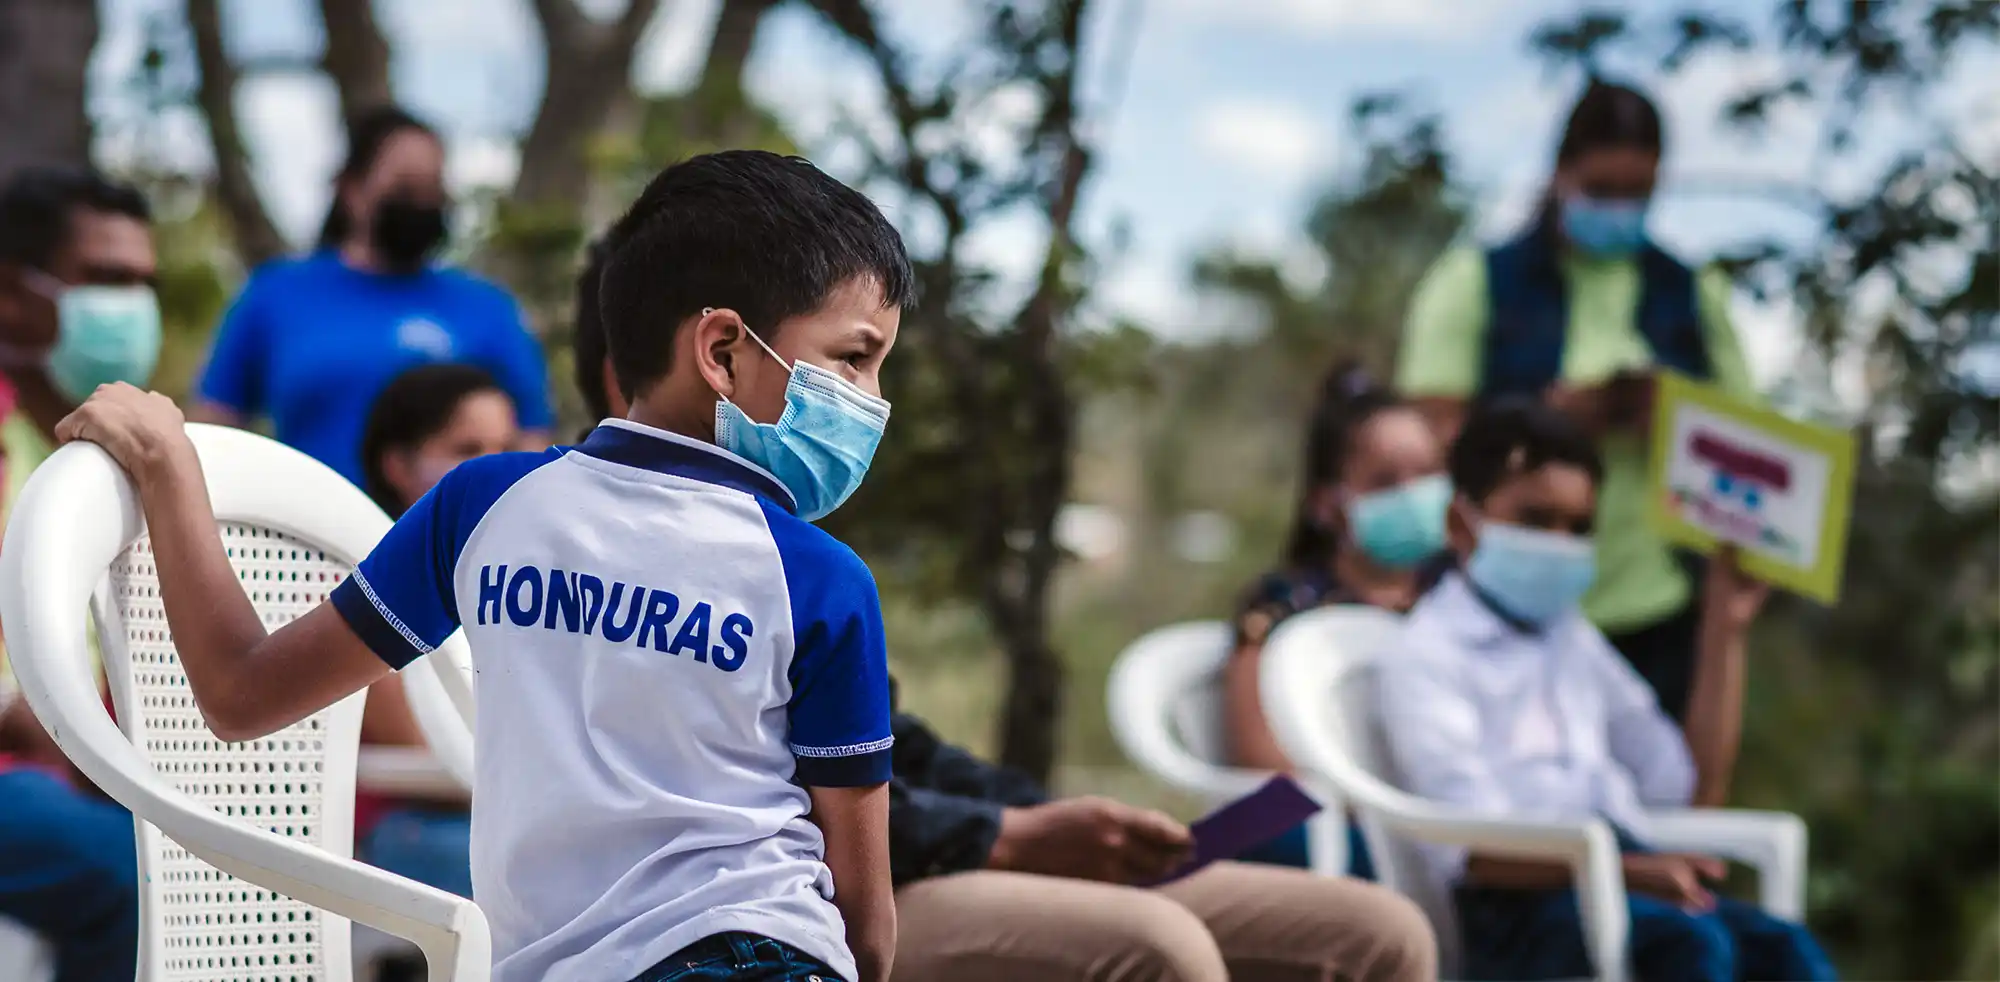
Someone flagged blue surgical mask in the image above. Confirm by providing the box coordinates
[1559,195,1648,257]
[1347,475,1450,569]
[1464,520,1597,626]
[23,271,162,401]
[712,315,890,522]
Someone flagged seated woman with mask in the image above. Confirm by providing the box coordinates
[1222,365,1451,874]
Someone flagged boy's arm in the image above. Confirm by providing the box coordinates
[57,385,470,742]
[778,536,897,981]
[1682,548,1767,806]
[808,784,895,982]
[57,387,391,740]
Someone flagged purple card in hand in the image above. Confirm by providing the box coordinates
[1147,775,1323,886]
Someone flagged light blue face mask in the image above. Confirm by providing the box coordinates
[24,271,163,402]
[712,315,890,522]
[1464,520,1597,626]
[1559,195,1649,257]
[1347,474,1450,569]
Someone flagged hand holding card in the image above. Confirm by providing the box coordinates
[1145,775,1324,886]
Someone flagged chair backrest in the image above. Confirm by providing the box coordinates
[101,519,365,982]
[1105,620,1352,875]
[1258,604,1460,964]
[0,424,454,982]
[1106,621,1260,796]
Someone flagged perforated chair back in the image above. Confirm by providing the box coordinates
[100,527,364,981]
[1,424,490,982]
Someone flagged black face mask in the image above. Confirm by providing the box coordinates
[370,193,449,274]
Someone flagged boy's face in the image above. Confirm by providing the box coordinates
[694,276,901,427]
[1446,460,1597,561]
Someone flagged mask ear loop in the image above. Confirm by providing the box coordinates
[703,306,790,373]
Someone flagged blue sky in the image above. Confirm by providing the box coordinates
[89,0,1999,384]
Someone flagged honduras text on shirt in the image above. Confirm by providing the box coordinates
[472,563,754,670]
[326,419,892,982]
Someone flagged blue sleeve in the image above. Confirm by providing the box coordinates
[196,271,273,413]
[764,502,894,787]
[330,451,555,668]
[478,288,554,430]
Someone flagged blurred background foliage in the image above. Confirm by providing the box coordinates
[2,0,1991,975]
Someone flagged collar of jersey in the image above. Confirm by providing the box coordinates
[577,418,798,514]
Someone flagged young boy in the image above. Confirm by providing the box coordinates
[56,150,909,982]
[1376,400,1834,982]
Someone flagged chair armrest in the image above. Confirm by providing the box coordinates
[1362,802,1631,982]
[358,746,470,801]
[1642,808,1807,919]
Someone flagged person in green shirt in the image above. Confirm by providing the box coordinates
[1396,80,1767,725]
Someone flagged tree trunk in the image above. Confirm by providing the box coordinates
[992,0,1091,783]
[188,0,290,265]
[318,0,392,124]
[992,591,1065,782]
[0,0,97,183]
[512,0,662,207]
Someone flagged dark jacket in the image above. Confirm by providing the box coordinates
[887,711,1048,886]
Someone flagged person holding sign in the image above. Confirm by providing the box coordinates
[1378,401,1831,982]
[1396,80,1768,723]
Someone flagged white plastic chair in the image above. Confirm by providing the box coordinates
[0,423,490,982]
[1106,620,1351,877]
[1259,604,1809,982]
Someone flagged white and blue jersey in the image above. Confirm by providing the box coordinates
[329,418,893,982]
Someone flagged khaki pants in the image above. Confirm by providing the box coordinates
[891,862,1437,982]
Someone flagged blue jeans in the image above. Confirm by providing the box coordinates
[1237,820,1377,881]
[628,932,842,982]
[358,804,473,898]
[0,768,139,982]
[1455,887,1837,981]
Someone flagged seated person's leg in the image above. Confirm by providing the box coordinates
[1454,885,1595,981]
[0,768,138,982]
[358,804,473,898]
[1456,887,1736,982]
[1158,861,1433,982]
[893,869,1228,982]
[1711,897,1837,981]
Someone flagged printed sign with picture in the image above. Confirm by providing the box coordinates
[1648,372,1857,604]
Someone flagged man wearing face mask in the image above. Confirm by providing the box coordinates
[192,105,553,485]
[0,166,154,982]
[1377,400,1828,982]
[1396,80,1763,730]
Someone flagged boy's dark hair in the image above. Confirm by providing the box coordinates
[360,362,506,517]
[572,237,612,428]
[1556,79,1663,165]
[595,150,915,402]
[1284,362,1406,568]
[318,105,439,248]
[1448,398,1604,503]
[0,166,151,268]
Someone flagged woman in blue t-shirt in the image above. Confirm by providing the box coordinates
[193,106,551,483]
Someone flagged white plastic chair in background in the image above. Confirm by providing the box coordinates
[1105,620,1351,877]
[1259,603,1809,982]
[0,423,490,982]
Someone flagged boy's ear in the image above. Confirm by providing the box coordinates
[690,307,746,399]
